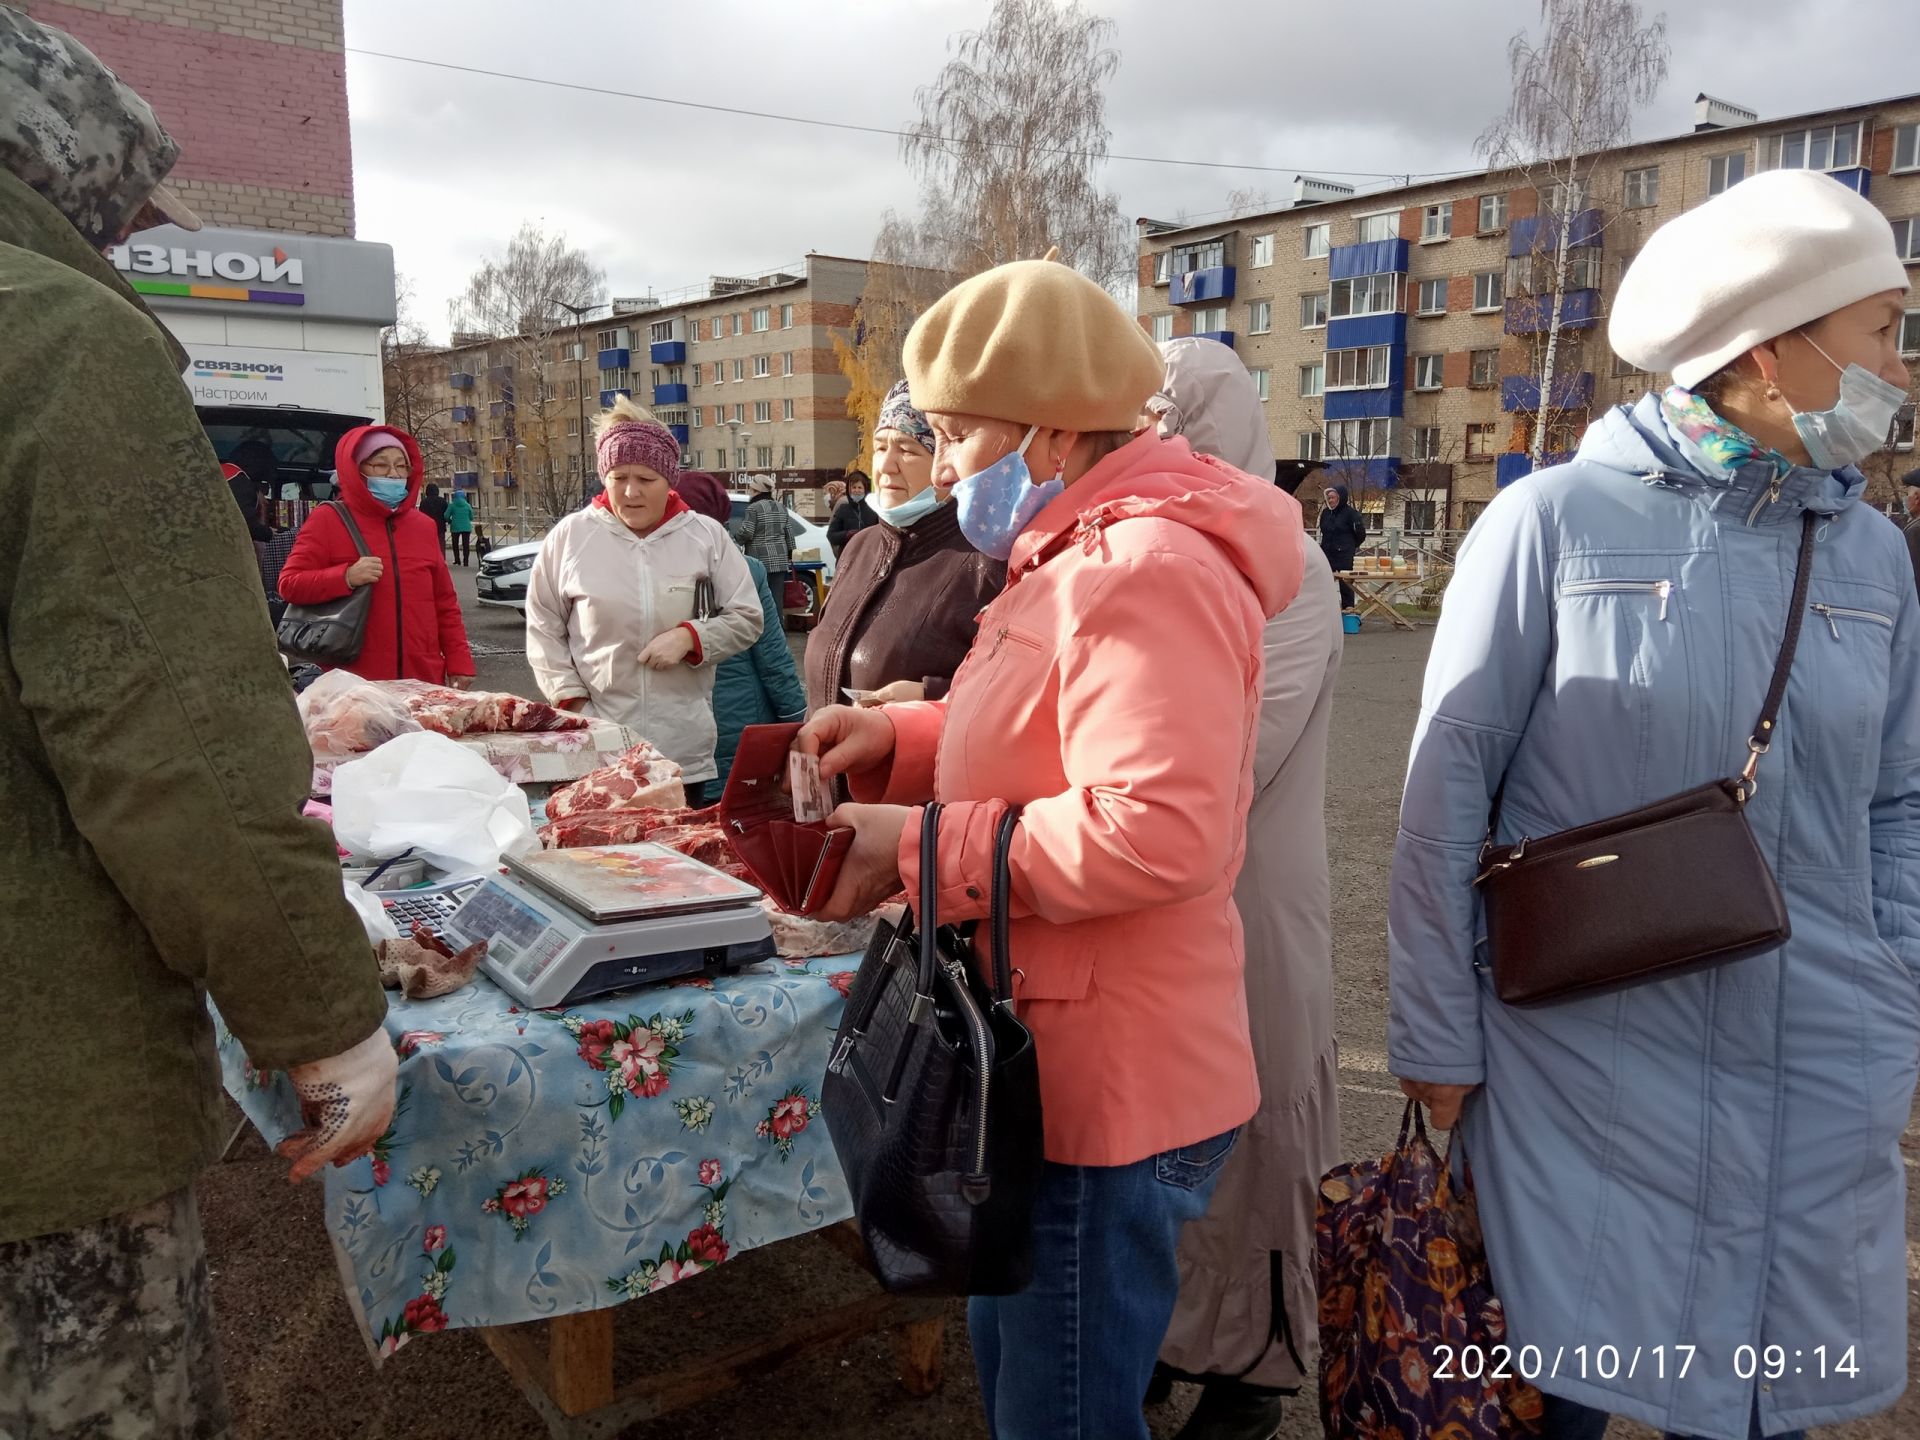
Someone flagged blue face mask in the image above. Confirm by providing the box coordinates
[950,425,1061,563]
[1787,334,1908,472]
[874,482,941,529]
[366,477,410,508]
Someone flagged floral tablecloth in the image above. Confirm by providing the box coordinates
[215,957,860,1357]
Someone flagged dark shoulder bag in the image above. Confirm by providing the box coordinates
[1475,512,1814,1006]
[276,501,374,666]
[822,803,1043,1295]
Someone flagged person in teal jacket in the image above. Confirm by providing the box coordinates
[674,473,805,785]
[445,489,474,567]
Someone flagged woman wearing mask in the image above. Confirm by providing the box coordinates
[798,258,1304,1440]
[1144,340,1342,1440]
[278,426,475,687]
[525,399,762,805]
[803,381,1006,712]
[1389,172,1920,1440]
[673,470,806,786]
[826,471,879,556]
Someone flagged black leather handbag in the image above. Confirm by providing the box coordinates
[1474,512,1814,1006]
[276,501,374,666]
[822,803,1043,1296]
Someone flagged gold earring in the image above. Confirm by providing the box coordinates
[1764,383,1782,402]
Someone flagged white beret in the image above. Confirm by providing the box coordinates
[1609,170,1909,389]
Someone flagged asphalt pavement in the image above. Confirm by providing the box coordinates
[195,578,1919,1439]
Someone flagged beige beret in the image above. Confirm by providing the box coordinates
[904,258,1167,433]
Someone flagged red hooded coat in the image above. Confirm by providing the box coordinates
[277,426,475,684]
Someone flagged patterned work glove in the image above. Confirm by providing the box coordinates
[277,1027,399,1183]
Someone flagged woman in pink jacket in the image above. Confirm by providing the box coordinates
[799,258,1304,1440]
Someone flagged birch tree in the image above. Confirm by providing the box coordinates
[380,274,451,484]
[1479,0,1668,468]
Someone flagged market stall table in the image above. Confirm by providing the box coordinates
[1335,569,1424,631]
[216,955,943,1436]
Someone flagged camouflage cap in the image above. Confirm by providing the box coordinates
[0,5,200,246]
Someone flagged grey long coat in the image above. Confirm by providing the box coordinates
[1151,338,1343,1388]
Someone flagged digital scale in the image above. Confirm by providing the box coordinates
[380,843,775,1009]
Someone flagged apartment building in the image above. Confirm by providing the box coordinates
[416,255,867,523]
[1139,92,1920,534]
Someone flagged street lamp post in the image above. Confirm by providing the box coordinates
[514,443,529,543]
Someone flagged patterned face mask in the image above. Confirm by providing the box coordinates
[949,425,1062,563]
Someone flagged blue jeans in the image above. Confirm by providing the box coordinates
[968,1129,1238,1440]
[1541,1392,1805,1440]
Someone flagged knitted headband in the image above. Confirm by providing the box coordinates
[596,419,681,483]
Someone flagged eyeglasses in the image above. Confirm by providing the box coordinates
[361,460,409,476]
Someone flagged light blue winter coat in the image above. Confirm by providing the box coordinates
[1388,393,1920,1439]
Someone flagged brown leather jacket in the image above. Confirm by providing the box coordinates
[803,502,1006,712]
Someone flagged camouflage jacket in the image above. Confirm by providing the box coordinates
[0,168,388,1241]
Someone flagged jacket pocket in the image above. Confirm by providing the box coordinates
[1554,573,1689,799]
[656,572,700,632]
[1808,602,1894,640]
[1559,577,1675,619]
[1153,1128,1240,1190]
[948,621,1051,797]
[1010,932,1093,1002]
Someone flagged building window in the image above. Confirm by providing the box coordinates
[1472,270,1505,312]
[1766,121,1862,173]
[692,409,703,429]
[1404,498,1439,531]
[1470,349,1500,388]
[1416,277,1448,315]
[1325,417,1393,460]
[1298,361,1324,398]
[1611,350,1647,379]
[1303,223,1330,260]
[782,445,797,466]
[780,304,794,328]
[649,368,661,388]
[1326,345,1391,390]
[1191,305,1229,334]
[596,328,629,351]
[783,352,795,376]
[1478,193,1508,233]
[1414,353,1444,391]
[1421,205,1451,242]
[755,445,774,468]
[708,362,721,384]
[1150,314,1174,343]
[1153,251,1171,285]
[754,400,772,424]
[783,398,795,421]
[1894,402,1916,452]
[1251,233,1275,267]
[690,365,701,388]
[1544,180,1587,215]
[1892,217,1920,263]
[733,404,746,423]
[1298,432,1323,462]
[1300,292,1329,329]
[712,318,725,340]
[1409,425,1442,462]
[1466,423,1497,460]
[1897,124,1920,173]
[1247,300,1272,334]
[1170,239,1228,274]
[1330,272,1404,320]
[1901,310,1920,355]
[1249,367,1271,402]
[1624,165,1660,209]
[754,354,771,378]
[563,379,578,400]
[732,359,745,382]
[751,307,770,332]
[1357,211,1400,244]
[565,417,580,437]
[649,320,673,343]
[734,447,748,469]
[733,314,746,337]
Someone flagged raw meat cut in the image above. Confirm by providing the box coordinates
[764,902,882,959]
[298,670,421,760]
[544,742,686,820]
[539,804,714,850]
[386,680,589,738]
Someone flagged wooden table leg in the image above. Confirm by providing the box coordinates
[894,1314,946,1398]
[548,1308,616,1416]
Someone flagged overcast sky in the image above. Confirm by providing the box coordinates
[344,0,1917,342]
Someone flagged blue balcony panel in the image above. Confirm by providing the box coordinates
[650,340,686,364]
[1169,265,1236,305]
[1500,370,1596,413]
[1495,450,1576,488]
[452,470,479,489]
[1828,167,1870,197]
[1326,312,1407,352]
[450,405,476,423]
[597,347,631,371]
[1505,289,1601,335]
[1508,208,1605,258]
[599,387,632,408]
[1324,387,1403,421]
[1323,456,1399,489]
[667,423,690,444]
[1329,238,1410,280]
[1194,330,1236,348]
[449,372,474,390]
[654,383,690,405]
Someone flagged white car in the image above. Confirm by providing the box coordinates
[475,539,540,610]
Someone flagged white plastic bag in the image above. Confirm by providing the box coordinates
[342,879,401,944]
[298,669,421,761]
[331,731,537,874]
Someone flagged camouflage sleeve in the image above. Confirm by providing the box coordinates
[3,290,387,1069]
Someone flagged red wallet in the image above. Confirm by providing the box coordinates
[720,723,855,915]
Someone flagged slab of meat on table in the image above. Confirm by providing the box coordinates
[544,741,687,820]
[539,806,743,875]
[385,680,589,738]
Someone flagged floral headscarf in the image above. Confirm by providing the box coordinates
[875,379,935,455]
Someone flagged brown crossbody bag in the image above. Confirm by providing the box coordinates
[1473,512,1814,1006]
